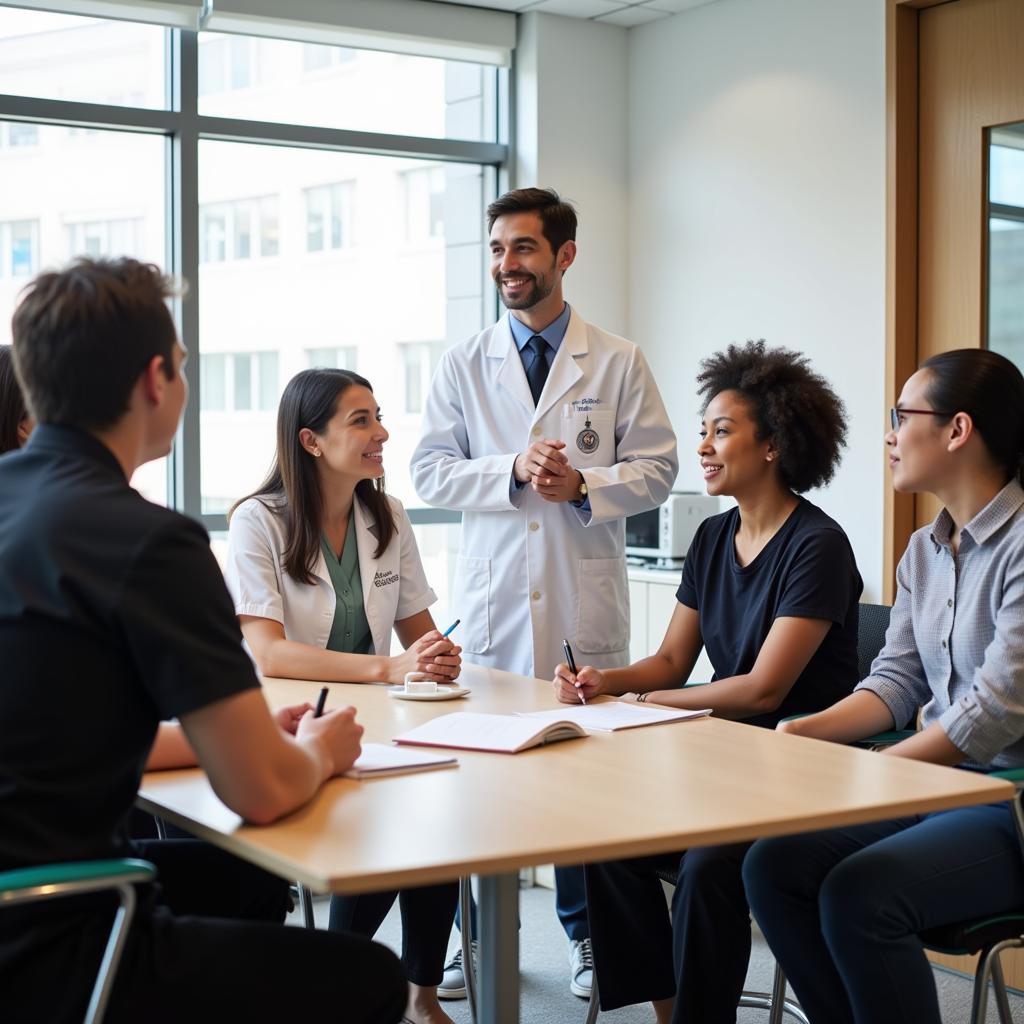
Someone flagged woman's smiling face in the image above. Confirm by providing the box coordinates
[697,389,776,498]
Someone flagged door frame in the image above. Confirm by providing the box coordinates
[884,0,950,601]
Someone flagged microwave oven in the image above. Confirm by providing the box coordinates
[625,493,719,562]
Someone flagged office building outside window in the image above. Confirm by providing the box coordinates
[0,7,508,614]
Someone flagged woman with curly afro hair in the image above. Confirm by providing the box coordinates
[554,339,863,1024]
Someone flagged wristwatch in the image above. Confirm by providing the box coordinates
[571,475,588,506]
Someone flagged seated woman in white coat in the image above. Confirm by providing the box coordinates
[226,367,461,1024]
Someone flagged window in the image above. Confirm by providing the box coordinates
[402,342,446,415]
[0,9,167,109]
[200,352,279,413]
[403,167,446,241]
[305,183,354,252]
[67,218,143,258]
[1,220,39,278]
[0,9,505,537]
[200,198,279,263]
[307,347,358,371]
[302,44,356,73]
[5,123,37,147]
[198,35,256,96]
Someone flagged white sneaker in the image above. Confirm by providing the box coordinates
[569,937,594,998]
[438,940,478,1000]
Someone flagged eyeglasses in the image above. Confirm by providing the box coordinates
[889,407,952,431]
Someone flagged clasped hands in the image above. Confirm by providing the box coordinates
[514,438,583,503]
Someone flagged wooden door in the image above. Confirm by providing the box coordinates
[887,0,1024,985]
[886,0,1024,574]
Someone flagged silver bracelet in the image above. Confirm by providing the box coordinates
[637,692,649,703]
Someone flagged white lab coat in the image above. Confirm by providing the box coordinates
[225,493,436,656]
[411,309,678,681]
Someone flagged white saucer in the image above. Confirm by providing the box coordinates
[388,686,470,702]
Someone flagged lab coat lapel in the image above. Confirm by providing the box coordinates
[489,315,535,416]
[534,310,586,422]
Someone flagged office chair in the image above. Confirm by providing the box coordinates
[0,858,156,1024]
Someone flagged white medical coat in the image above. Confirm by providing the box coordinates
[225,493,436,656]
[411,309,678,680]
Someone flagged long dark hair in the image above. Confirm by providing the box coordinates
[922,348,1024,486]
[231,368,396,585]
[0,345,27,454]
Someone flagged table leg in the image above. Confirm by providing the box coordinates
[477,871,520,1024]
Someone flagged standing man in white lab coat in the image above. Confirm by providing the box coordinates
[411,187,678,1001]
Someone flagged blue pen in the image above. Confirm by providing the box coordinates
[442,618,460,638]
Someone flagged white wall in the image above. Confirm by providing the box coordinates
[514,12,629,337]
[628,0,887,598]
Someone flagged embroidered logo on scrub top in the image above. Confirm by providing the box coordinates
[374,570,399,588]
[576,415,600,455]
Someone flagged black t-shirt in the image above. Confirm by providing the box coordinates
[677,498,862,727]
[0,426,259,871]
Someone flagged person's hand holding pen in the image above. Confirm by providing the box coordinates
[553,662,605,705]
[273,702,314,735]
[388,626,462,684]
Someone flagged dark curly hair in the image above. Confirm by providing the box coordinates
[696,339,848,493]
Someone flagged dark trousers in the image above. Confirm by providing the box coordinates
[455,864,589,941]
[0,839,406,1024]
[330,881,458,986]
[586,841,753,1024]
[743,803,1024,1024]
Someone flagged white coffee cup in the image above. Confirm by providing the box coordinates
[404,672,437,695]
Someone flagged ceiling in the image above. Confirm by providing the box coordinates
[425,0,721,30]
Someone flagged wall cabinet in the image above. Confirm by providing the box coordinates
[628,567,714,683]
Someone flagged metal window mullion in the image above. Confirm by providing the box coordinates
[194,114,505,166]
[171,29,202,519]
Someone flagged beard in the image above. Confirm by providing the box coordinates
[494,270,554,311]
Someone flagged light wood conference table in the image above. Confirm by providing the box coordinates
[138,665,1012,1023]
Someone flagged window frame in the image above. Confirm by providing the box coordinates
[0,23,510,531]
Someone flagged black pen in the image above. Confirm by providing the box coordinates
[562,639,585,705]
[314,686,329,718]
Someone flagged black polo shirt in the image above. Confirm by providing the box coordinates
[677,497,862,727]
[0,425,258,871]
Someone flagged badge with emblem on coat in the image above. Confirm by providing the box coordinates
[576,416,600,455]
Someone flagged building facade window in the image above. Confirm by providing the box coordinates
[0,219,39,278]
[403,167,445,242]
[201,352,279,412]
[307,346,358,371]
[305,182,354,252]
[401,341,446,415]
[200,197,279,263]
[67,218,142,258]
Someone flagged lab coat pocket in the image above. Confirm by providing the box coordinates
[561,409,616,468]
[455,555,491,654]
[575,556,629,654]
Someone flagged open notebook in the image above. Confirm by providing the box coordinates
[344,742,458,778]
[519,702,712,732]
[393,712,587,754]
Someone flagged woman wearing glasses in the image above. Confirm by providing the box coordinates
[743,348,1024,1024]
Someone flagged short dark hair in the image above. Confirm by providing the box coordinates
[922,348,1024,486]
[11,257,181,431]
[0,345,27,454]
[696,339,848,493]
[486,187,577,254]
[231,368,396,584]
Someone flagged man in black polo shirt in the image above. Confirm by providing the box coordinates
[0,258,406,1024]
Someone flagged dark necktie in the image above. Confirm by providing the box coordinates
[526,335,550,406]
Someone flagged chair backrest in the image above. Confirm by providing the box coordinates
[857,602,892,681]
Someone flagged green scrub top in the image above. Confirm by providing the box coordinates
[320,512,372,655]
